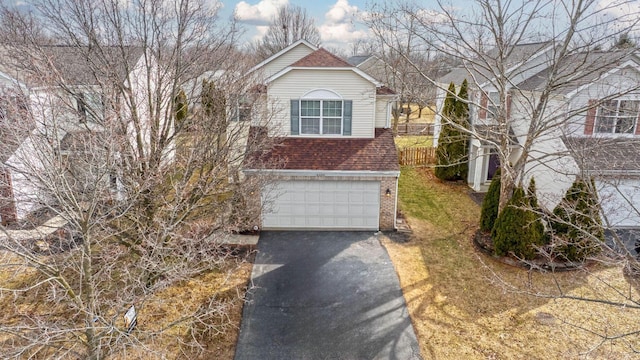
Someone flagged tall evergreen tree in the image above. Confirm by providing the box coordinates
[492,185,546,260]
[174,88,188,128]
[551,178,605,262]
[435,81,470,181]
[454,79,470,178]
[480,169,500,232]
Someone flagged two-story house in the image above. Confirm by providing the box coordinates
[436,43,640,228]
[243,40,400,231]
[0,45,157,225]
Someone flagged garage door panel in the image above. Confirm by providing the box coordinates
[262,180,380,230]
[597,180,640,227]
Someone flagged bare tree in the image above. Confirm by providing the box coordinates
[368,0,640,210]
[367,0,640,353]
[0,1,276,358]
[248,4,321,61]
[365,2,437,135]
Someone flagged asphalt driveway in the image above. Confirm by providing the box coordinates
[234,231,421,360]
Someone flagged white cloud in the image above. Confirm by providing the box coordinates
[252,25,269,42]
[234,0,288,25]
[319,0,369,47]
[325,0,358,24]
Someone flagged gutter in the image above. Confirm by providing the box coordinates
[242,169,401,178]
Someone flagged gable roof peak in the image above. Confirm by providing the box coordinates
[291,48,353,68]
[249,39,318,73]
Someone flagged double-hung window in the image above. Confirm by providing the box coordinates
[487,92,500,119]
[75,92,104,123]
[300,100,343,135]
[595,99,639,134]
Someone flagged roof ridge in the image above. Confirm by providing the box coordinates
[291,48,353,68]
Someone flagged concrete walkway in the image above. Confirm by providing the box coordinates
[235,231,422,360]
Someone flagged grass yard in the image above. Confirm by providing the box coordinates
[394,135,434,149]
[0,248,252,359]
[383,167,640,359]
[401,103,436,122]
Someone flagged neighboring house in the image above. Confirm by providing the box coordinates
[243,40,400,231]
[435,43,640,228]
[0,46,153,224]
[347,54,395,86]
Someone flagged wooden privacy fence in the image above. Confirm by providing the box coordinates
[398,147,436,166]
[396,123,434,135]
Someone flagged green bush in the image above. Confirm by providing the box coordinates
[480,169,500,232]
[492,185,546,260]
[551,178,605,262]
[435,81,470,181]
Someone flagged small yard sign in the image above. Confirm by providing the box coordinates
[124,305,137,334]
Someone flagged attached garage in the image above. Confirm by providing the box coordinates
[244,128,400,231]
[262,180,380,230]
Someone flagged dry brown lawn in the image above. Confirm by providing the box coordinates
[384,167,640,359]
[0,248,252,359]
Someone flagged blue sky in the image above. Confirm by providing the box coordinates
[0,0,377,49]
[222,0,375,50]
[2,0,632,51]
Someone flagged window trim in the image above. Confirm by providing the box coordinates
[299,99,344,136]
[594,99,639,134]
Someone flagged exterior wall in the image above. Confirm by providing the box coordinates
[268,69,377,138]
[379,177,397,230]
[5,89,61,220]
[260,43,316,80]
[375,97,391,128]
[565,67,640,137]
[596,178,640,227]
[256,173,398,231]
[0,167,16,224]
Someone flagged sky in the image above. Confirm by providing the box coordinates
[221,0,376,50]
[0,0,380,50]
[2,0,637,52]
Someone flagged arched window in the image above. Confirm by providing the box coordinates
[290,89,352,136]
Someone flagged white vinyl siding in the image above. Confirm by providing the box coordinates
[375,98,389,128]
[565,68,640,136]
[261,44,315,79]
[262,180,380,230]
[596,179,640,227]
[269,69,376,138]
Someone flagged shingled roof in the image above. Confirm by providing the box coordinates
[564,137,640,174]
[0,45,144,87]
[291,48,353,68]
[246,128,399,172]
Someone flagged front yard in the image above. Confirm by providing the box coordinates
[383,167,640,359]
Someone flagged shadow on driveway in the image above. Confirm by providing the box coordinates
[234,231,422,360]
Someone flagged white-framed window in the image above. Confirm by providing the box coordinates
[487,92,500,119]
[595,99,639,134]
[300,99,343,135]
[291,89,352,136]
[75,92,104,122]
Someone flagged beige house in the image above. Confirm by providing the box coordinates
[244,40,400,231]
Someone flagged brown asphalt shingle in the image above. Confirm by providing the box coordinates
[291,48,354,68]
[247,128,399,172]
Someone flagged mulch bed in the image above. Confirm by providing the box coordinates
[473,230,585,272]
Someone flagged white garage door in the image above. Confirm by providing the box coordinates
[596,180,640,228]
[262,180,380,230]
